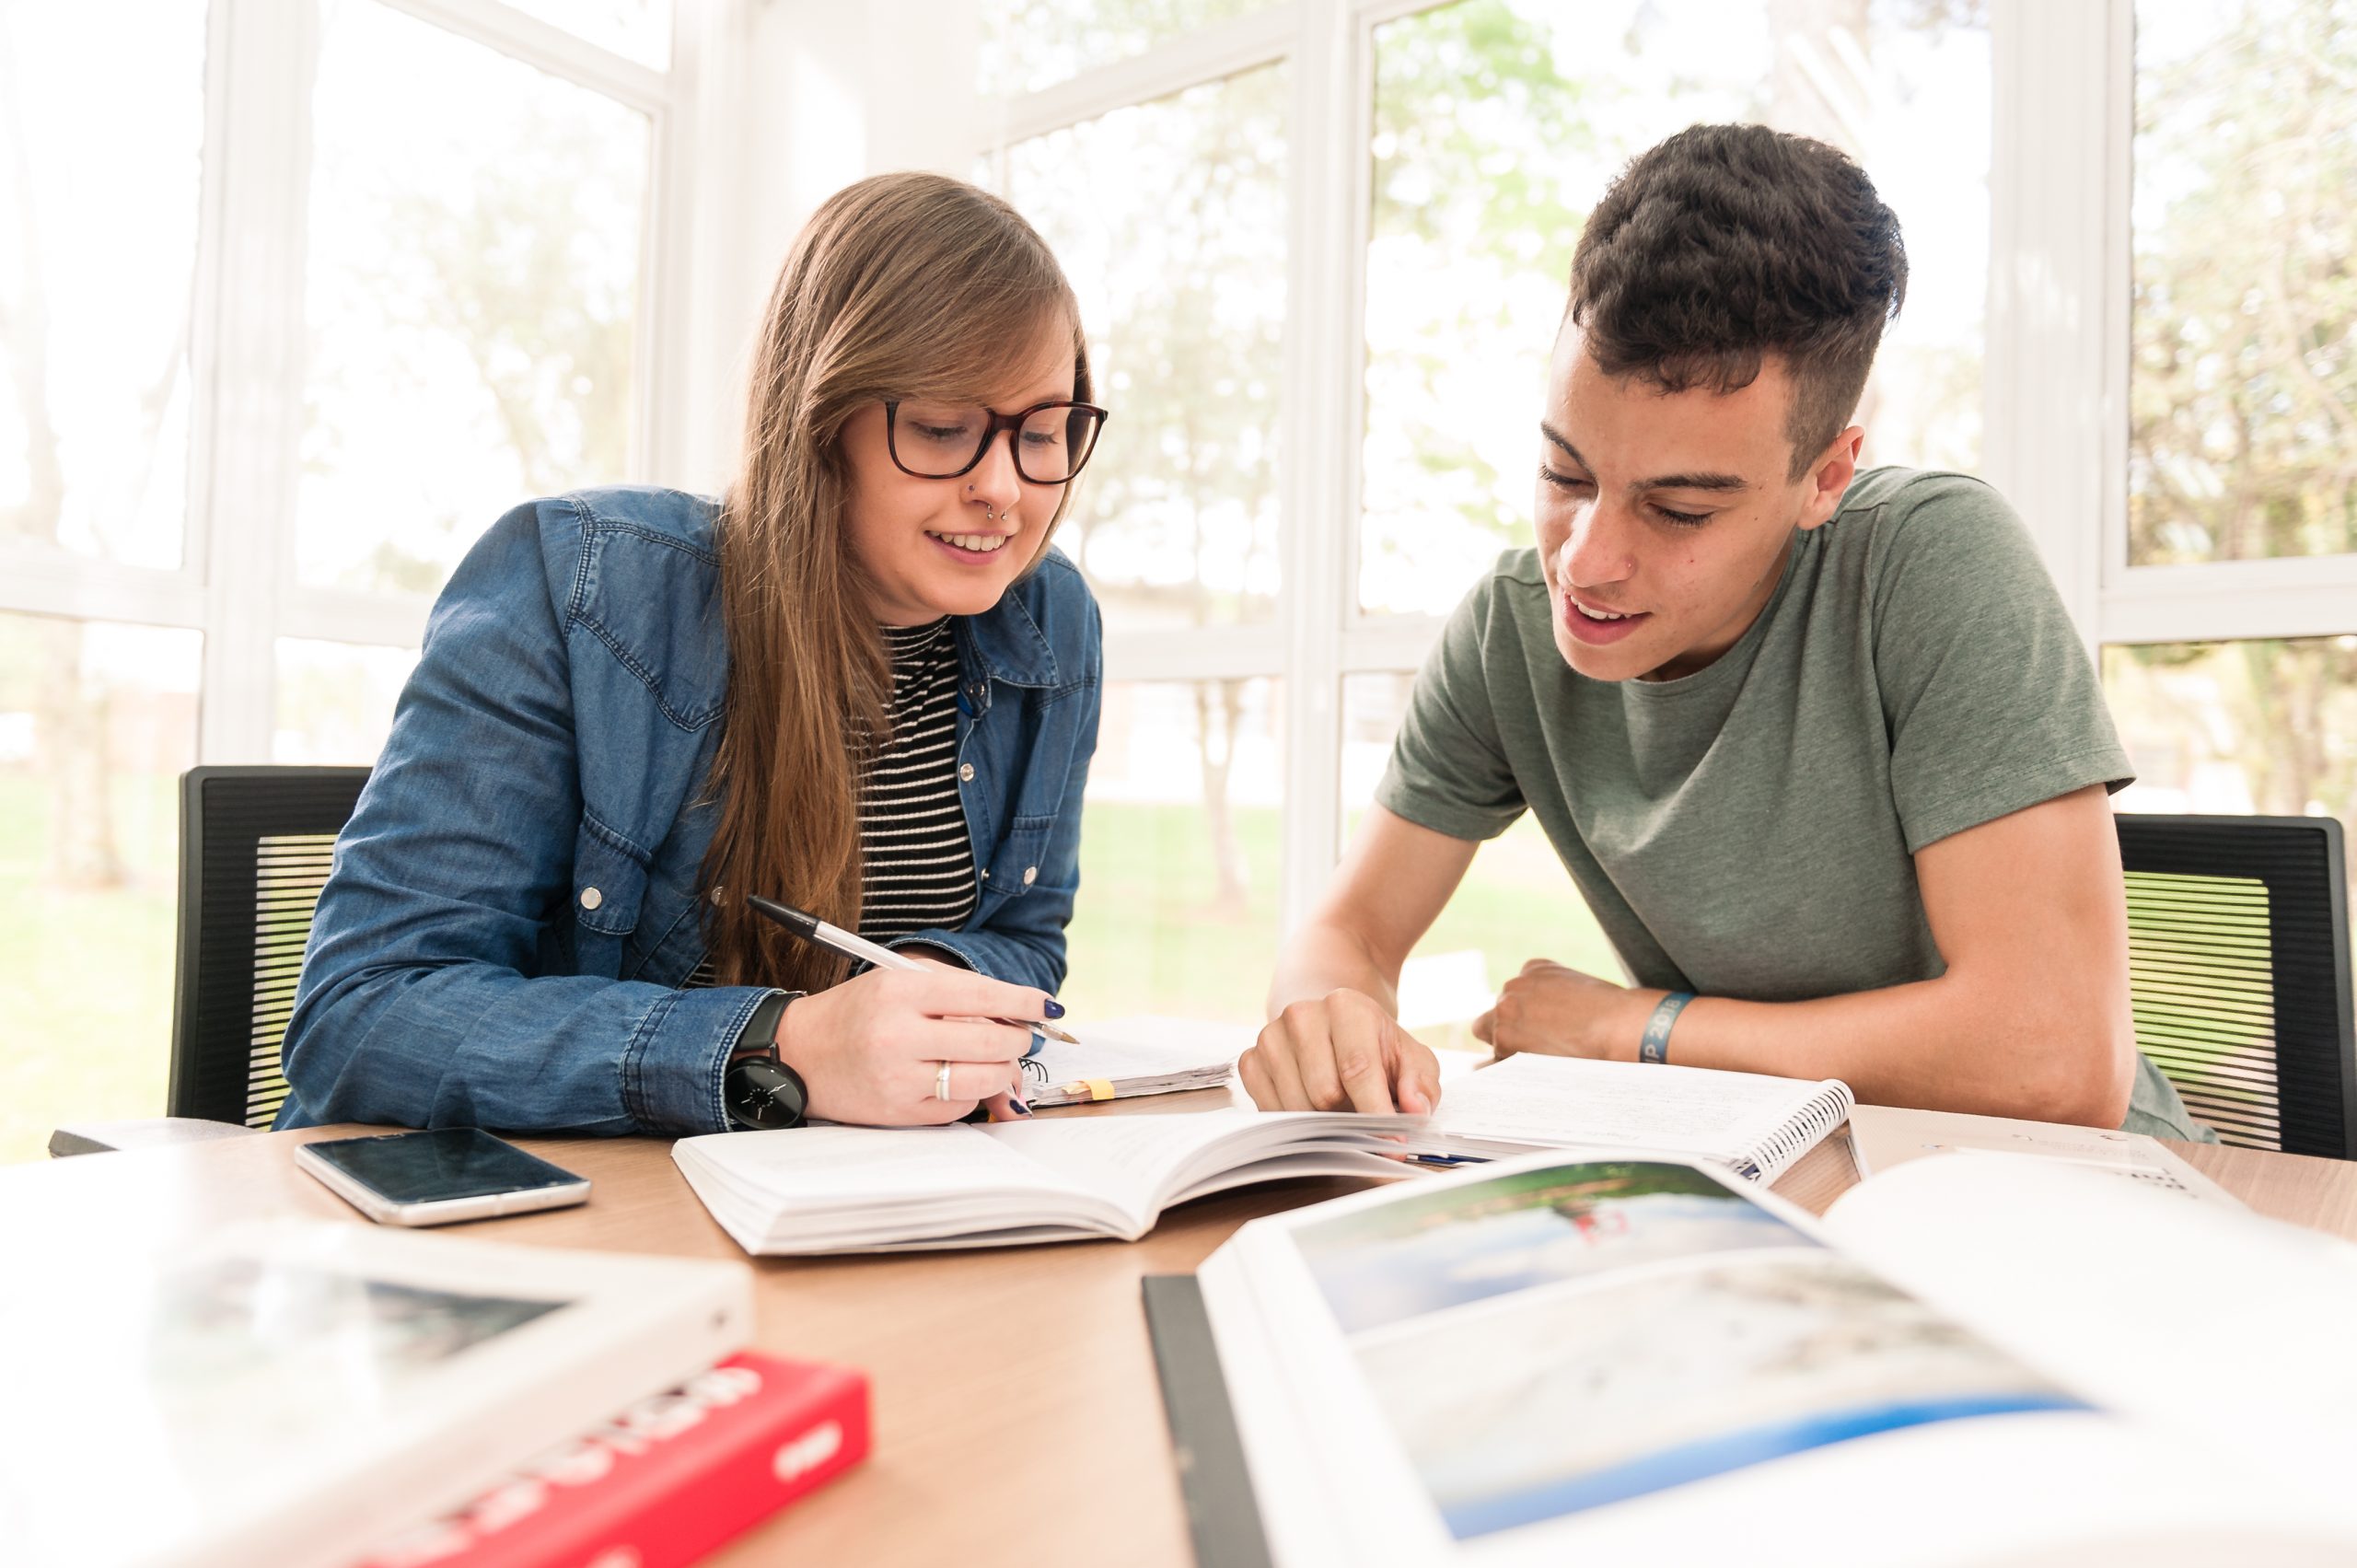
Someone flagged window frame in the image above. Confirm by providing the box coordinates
[0,0,736,761]
[985,0,2357,940]
[1991,0,2357,648]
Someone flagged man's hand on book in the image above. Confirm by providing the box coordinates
[775,969,1049,1125]
[1472,958,1656,1063]
[1239,989,1441,1115]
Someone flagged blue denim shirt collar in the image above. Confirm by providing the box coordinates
[958,568,1062,691]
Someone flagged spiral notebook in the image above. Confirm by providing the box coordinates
[1413,1052,1854,1183]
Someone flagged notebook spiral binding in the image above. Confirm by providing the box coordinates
[1741,1082,1858,1184]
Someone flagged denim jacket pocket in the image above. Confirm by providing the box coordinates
[571,827,649,937]
[982,814,1058,900]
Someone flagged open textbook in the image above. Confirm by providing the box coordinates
[1422,1053,1853,1182]
[1177,1150,2357,1566]
[1021,1014,1245,1108]
[672,1109,1420,1253]
[0,1219,753,1568]
[1848,1102,2243,1206]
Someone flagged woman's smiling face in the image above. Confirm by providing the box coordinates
[840,330,1079,627]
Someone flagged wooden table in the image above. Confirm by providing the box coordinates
[11,1093,2357,1568]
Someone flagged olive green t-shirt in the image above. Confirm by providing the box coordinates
[1376,467,2203,1140]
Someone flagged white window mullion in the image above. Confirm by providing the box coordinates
[1339,614,1441,676]
[2103,556,2357,646]
[992,5,1298,145]
[368,0,668,111]
[1275,0,1363,935]
[1981,0,2120,651]
[0,549,210,629]
[662,0,752,492]
[196,0,319,763]
[277,589,436,650]
[1104,627,1287,684]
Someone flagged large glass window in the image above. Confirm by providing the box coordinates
[503,0,673,68]
[2107,0,2355,899]
[1061,679,1283,1023]
[274,640,420,766]
[296,0,648,596]
[0,615,202,1164]
[0,1,206,571]
[1341,673,1617,1042]
[1360,0,1991,616]
[2129,0,2357,566]
[2106,640,2356,854]
[1,0,680,1166]
[981,0,1276,96]
[1004,64,1288,630]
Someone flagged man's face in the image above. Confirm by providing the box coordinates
[1534,328,1857,682]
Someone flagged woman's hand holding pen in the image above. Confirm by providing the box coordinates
[773,968,1052,1126]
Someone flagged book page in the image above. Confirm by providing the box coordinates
[679,1125,1075,1201]
[1824,1154,2357,1516]
[980,1109,1282,1225]
[1848,1103,2242,1205]
[1426,1054,1844,1174]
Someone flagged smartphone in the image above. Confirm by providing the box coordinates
[294,1127,591,1226]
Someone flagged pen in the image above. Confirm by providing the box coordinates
[745,893,1078,1046]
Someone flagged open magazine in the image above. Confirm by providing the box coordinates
[1179,1150,2357,1565]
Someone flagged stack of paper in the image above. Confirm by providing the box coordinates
[1022,1015,1248,1107]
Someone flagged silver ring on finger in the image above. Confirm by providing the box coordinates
[934,1060,955,1101]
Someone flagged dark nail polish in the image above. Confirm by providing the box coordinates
[1043,998,1066,1018]
[1009,1098,1032,1116]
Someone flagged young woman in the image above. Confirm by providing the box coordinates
[277,173,1108,1134]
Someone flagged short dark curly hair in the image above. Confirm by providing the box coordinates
[1566,123,1907,480]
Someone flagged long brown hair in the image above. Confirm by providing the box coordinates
[699,173,1089,992]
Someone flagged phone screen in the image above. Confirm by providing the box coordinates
[302,1128,584,1205]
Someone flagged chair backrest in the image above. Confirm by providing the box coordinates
[2115,813,2355,1158]
[168,766,371,1127]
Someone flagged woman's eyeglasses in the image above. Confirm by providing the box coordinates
[884,400,1109,485]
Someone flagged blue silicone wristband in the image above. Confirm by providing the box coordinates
[1640,991,1695,1064]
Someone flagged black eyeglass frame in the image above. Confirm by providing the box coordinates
[883,399,1111,485]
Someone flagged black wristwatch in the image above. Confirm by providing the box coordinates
[725,992,809,1132]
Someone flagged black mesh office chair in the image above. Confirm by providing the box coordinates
[48,765,370,1156]
[2116,813,2355,1158]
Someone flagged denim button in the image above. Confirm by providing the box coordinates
[958,762,975,783]
[579,887,603,911]
[1022,865,1037,886]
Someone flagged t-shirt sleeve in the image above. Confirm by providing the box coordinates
[1374,567,1528,842]
[1869,474,2134,853]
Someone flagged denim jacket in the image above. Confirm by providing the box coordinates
[277,485,1103,1136]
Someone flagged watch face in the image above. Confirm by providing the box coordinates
[726,1057,808,1132]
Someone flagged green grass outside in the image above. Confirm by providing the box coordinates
[0,772,180,1167]
[1060,802,1614,1028]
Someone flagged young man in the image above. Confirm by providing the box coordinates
[1242,123,2203,1140]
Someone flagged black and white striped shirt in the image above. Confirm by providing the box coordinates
[859,618,979,940]
[681,619,976,989]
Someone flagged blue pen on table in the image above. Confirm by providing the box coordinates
[744,893,1077,1047]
